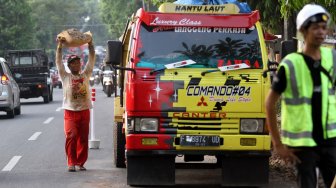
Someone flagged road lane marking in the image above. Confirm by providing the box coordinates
[2,156,22,171]
[28,132,42,141]
[43,117,54,124]
[56,107,62,112]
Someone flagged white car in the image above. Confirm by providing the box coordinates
[0,57,21,118]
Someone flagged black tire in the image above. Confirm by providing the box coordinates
[113,122,126,168]
[14,103,21,115]
[43,93,50,103]
[6,108,15,119]
[107,86,112,97]
[49,89,53,102]
[7,98,15,118]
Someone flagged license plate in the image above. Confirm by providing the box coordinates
[20,87,30,91]
[180,135,220,147]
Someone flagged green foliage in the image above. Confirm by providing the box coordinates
[0,0,109,57]
[279,0,336,21]
[247,0,283,34]
[0,0,35,56]
[28,0,108,51]
[99,0,143,39]
[150,0,175,6]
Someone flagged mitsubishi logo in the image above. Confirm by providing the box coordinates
[197,96,208,106]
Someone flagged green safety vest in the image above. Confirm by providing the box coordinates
[279,47,336,147]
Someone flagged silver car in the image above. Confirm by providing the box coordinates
[0,57,21,118]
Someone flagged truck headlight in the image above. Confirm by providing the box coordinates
[135,118,158,132]
[240,119,264,133]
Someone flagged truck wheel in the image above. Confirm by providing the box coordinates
[49,88,53,102]
[113,122,126,168]
[43,92,50,103]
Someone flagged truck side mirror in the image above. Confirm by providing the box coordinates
[280,40,297,59]
[106,40,122,65]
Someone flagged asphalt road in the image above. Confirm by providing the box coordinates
[0,85,296,188]
[0,86,128,188]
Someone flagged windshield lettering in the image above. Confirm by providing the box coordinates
[214,27,246,33]
[175,27,212,33]
[174,27,246,33]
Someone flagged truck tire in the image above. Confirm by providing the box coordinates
[49,87,53,102]
[43,90,50,103]
[113,122,126,168]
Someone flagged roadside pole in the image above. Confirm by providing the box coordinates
[89,87,100,149]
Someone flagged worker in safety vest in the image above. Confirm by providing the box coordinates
[266,4,336,188]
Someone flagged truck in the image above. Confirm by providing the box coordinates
[5,49,53,103]
[107,2,273,186]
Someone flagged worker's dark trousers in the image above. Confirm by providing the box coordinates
[64,109,90,167]
[293,146,336,188]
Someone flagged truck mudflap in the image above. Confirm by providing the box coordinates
[126,150,270,186]
[127,154,175,186]
[219,151,270,187]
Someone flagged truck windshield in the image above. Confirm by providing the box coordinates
[136,24,263,69]
[13,56,38,65]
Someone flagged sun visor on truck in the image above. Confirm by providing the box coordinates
[138,8,259,28]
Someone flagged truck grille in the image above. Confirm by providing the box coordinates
[161,117,239,134]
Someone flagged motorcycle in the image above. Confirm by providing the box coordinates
[102,68,115,97]
[89,76,95,87]
[89,68,101,87]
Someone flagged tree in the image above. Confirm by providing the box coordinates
[24,0,108,63]
[278,0,336,40]
[28,0,82,49]
[279,0,336,20]
[150,0,175,6]
[246,0,282,34]
[79,0,110,46]
[100,0,143,39]
[0,0,35,56]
